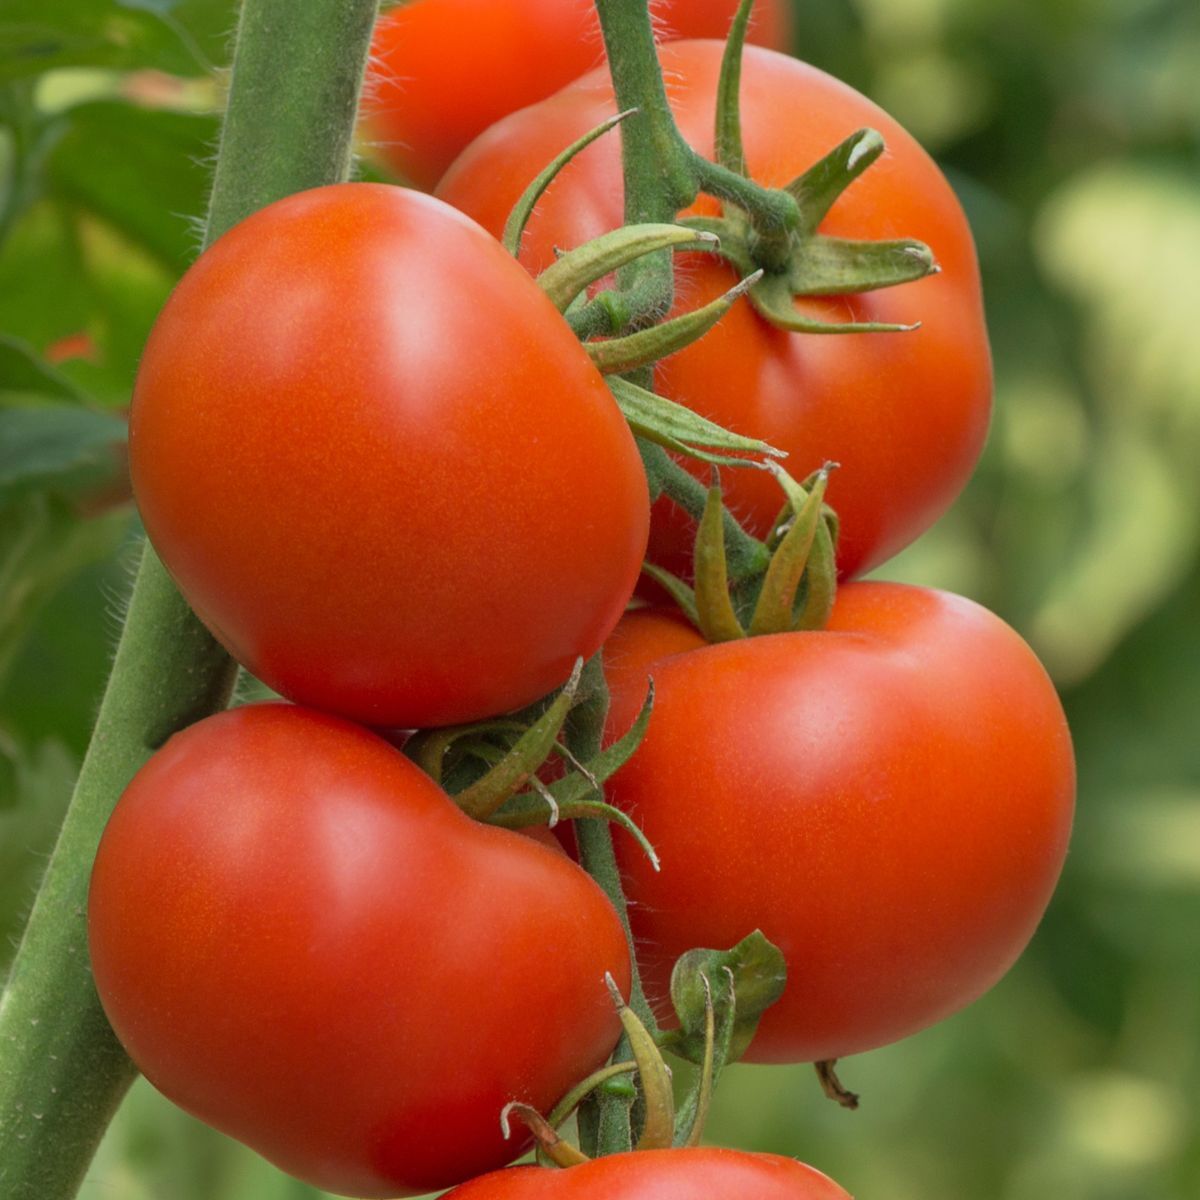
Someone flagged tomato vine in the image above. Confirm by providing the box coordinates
[0,2,377,1195]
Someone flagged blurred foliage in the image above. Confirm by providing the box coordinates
[1,0,1197,1198]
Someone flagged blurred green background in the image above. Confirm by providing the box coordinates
[2,0,1197,1197]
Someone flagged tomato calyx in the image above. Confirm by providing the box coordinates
[504,117,788,470]
[684,2,938,333]
[645,462,840,640]
[403,661,660,869]
[500,931,787,1166]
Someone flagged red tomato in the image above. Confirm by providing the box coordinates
[363,0,792,190]
[88,704,631,1198]
[437,42,993,580]
[601,584,1075,1063]
[443,1149,852,1200]
[130,183,649,728]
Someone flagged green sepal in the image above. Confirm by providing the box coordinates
[788,236,937,296]
[672,971,732,1147]
[503,108,635,257]
[693,479,747,643]
[605,974,675,1151]
[454,659,582,819]
[545,1061,639,1132]
[487,681,661,871]
[608,375,783,468]
[785,128,885,234]
[748,466,831,636]
[663,930,787,1066]
[538,224,718,312]
[714,0,755,176]
[750,274,917,334]
[491,792,660,873]
[586,270,762,375]
[405,719,523,788]
[794,514,838,630]
[640,562,700,629]
[500,1103,591,1168]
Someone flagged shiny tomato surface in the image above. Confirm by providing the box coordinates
[601,584,1074,1062]
[88,704,631,1198]
[438,42,992,580]
[443,1149,853,1200]
[130,183,648,728]
[364,0,791,189]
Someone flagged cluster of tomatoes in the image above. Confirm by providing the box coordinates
[86,4,1076,1200]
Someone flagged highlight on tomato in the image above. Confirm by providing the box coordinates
[129,182,649,729]
[442,1148,854,1200]
[88,703,632,1199]
[600,582,1075,1063]
[437,41,992,581]
[362,0,792,189]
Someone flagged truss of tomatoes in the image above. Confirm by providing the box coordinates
[87,31,1073,1200]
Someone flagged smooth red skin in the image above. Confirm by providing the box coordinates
[443,1149,852,1200]
[601,584,1075,1063]
[130,184,649,728]
[88,704,631,1198]
[363,0,791,190]
[438,42,993,580]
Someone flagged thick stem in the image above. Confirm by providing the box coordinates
[0,3,378,1196]
[593,0,696,327]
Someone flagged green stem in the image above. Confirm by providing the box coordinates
[0,3,378,1197]
[566,655,655,1157]
[588,0,799,329]
[639,441,770,581]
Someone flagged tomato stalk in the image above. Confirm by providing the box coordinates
[583,0,799,336]
[0,2,378,1196]
[563,656,659,1157]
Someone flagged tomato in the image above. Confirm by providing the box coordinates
[600,583,1074,1063]
[443,1148,852,1200]
[437,42,992,580]
[88,703,631,1198]
[363,0,792,190]
[130,183,649,729]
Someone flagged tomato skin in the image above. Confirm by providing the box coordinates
[437,42,992,580]
[364,0,791,190]
[130,183,648,728]
[443,1149,852,1200]
[602,584,1074,1063]
[88,704,631,1198]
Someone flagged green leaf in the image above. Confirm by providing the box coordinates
[0,404,127,498]
[46,101,219,271]
[0,494,129,686]
[0,338,127,498]
[0,0,229,82]
[665,931,787,1066]
[0,739,76,976]
[0,334,88,404]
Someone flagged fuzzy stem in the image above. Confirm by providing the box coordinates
[0,3,378,1197]
[639,441,771,580]
[566,655,657,1157]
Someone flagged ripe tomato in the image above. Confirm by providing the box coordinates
[363,0,792,190]
[88,704,631,1198]
[130,183,649,728]
[443,1149,852,1200]
[437,42,992,580]
[601,584,1075,1063]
